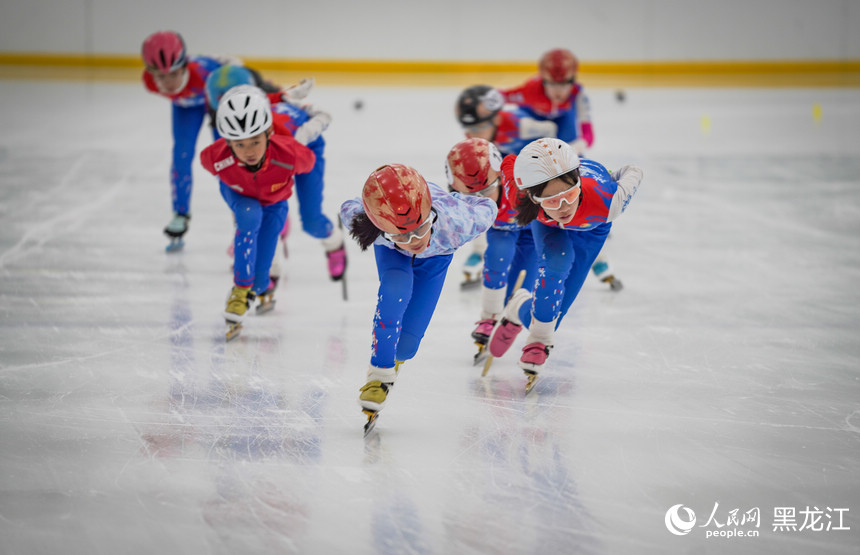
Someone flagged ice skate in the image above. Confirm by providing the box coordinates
[256,277,278,315]
[592,260,623,291]
[471,318,496,366]
[359,381,389,413]
[224,285,254,341]
[164,213,189,252]
[326,244,347,282]
[602,274,624,291]
[460,252,483,289]
[519,342,551,393]
[524,371,539,394]
[324,222,348,300]
[360,381,389,437]
[359,363,401,436]
[487,288,531,358]
[481,271,528,375]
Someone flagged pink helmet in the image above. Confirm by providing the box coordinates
[362,164,432,234]
[539,48,578,82]
[445,138,503,194]
[142,31,187,72]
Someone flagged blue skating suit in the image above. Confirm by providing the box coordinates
[341,183,497,368]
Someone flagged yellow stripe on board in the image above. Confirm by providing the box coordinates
[1,53,859,88]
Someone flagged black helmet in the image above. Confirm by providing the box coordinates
[456,85,504,126]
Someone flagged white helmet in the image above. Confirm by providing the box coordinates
[216,85,272,140]
[513,138,580,190]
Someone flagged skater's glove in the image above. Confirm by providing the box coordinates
[281,77,314,103]
[519,117,558,140]
[611,165,643,186]
[293,107,332,145]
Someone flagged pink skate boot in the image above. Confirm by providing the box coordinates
[327,245,347,281]
[487,288,531,357]
[471,318,496,347]
[519,342,551,373]
[488,318,523,357]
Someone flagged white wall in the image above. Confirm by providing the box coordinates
[2,0,859,62]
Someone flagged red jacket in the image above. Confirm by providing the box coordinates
[501,76,579,118]
[200,134,315,205]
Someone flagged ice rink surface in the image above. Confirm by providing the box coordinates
[0,77,859,554]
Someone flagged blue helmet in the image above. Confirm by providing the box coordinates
[205,65,254,111]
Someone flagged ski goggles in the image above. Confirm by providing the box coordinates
[383,211,436,244]
[543,78,575,87]
[469,177,500,198]
[531,181,581,210]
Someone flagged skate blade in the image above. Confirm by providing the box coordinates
[481,354,494,377]
[363,410,379,437]
[603,276,624,291]
[165,238,185,253]
[256,299,276,314]
[524,372,538,394]
[460,278,481,290]
[225,321,243,341]
[473,345,489,367]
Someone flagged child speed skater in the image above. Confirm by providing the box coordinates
[200,85,315,340]
[445,137,538,365]
[487,138,643,391]
[141,30,242,250]
[205,65,346,282]
[340,164,497,431]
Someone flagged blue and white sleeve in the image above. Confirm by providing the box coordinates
[339,198,364,232]
[608,166,644,221]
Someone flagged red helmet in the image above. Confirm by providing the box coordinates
[539,48,578,82]
[142,31,187,72]
[445,138,503,194]
[362,164,432,234]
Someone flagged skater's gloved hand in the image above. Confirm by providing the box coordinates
[611,165,644,186]
[519,117,558,140]
[281,77,314,103]
[293,107,332,145]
